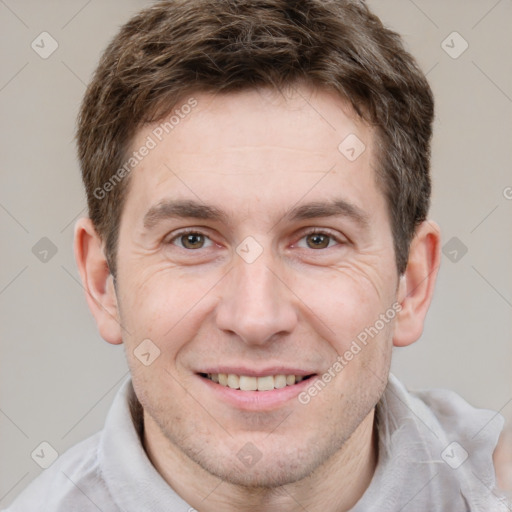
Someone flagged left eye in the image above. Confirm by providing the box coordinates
[297,232,340,249]
[170,231,213,250]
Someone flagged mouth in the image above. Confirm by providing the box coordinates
[198,372,315,391]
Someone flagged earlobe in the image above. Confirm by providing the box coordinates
[393,221,441,347]
[74,218,123,345]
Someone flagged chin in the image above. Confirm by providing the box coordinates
[200,454,316,489]
[182,437,340,489]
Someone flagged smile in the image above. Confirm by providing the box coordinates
[199,373,314,391]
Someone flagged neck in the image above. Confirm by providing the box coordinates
[143,409,377,512]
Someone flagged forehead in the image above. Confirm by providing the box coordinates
[123,85,384,226]
[151,86,370,160]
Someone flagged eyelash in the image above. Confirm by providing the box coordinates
[166,228,346,250]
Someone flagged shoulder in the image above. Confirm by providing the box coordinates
[385,374,504,438]
[385,375,508,511]
[409,380,504,448]
[3,431,119,512]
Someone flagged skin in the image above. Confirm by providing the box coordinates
[75,84,440,512]
[495,426,512,495]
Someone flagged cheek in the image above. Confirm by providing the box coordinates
[117,268,223,347]
[293,264,396,391]
[294,267,390,347]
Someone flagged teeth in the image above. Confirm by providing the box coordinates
[240,375,257,391]
[227,374,239,389]
[274,375,287,389]
[257,375,274,391]
[205,373,309,391]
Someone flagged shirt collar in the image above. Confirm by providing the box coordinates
[352,374,505,511]
[98,375,506,511]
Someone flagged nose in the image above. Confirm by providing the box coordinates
[214,249,298,346]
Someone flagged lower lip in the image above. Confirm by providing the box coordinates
[198,374,317,410]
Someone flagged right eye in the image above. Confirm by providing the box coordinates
[167,230,214,250]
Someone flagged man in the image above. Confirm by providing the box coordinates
[5,0,508,510]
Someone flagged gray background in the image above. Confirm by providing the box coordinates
[1,0,511,505]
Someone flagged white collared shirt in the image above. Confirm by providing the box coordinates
[4,375,508,511]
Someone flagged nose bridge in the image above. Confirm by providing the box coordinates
[215,246,297,345]
[237,252,276,305]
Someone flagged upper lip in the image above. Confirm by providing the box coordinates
[197,367,317,377]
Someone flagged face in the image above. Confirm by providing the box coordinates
[114,85,399,487]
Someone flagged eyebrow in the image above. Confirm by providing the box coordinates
[142,198,370,230]
[143,199,228,229]
[284,200,369,228]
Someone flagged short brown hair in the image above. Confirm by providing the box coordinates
[77,0,434,276]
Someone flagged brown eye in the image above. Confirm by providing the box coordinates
[305,233,332,249]
[179,233,206,249]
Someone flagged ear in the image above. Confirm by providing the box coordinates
[74,218,123,345]
[393,220,441,347]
